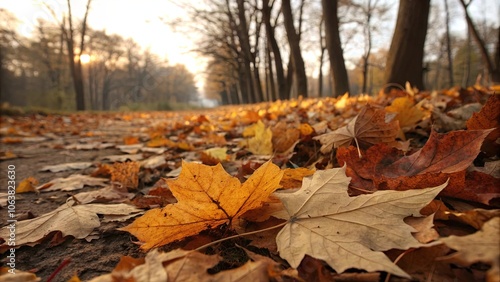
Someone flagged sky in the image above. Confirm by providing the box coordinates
[1,0,499,95]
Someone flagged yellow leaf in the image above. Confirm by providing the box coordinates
[203,147,229,161]
[244,120,273,155]
[299,123,314,136]
[385,97,426,128]
[16,177,39,193]
[280,167,315,189]
[146,137,176,148]
[121,160,283,250]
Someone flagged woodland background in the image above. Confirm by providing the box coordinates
[0,0,499,111]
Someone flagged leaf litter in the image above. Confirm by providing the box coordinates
[0,86,499,281]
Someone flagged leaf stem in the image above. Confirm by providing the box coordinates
[195,221,288,252]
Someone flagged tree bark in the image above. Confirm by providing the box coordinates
[384,0,430,91]
[262,0,287,100]
[322,0,350,97]
[281,0,308,97]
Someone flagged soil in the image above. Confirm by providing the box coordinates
[0,144,145,281]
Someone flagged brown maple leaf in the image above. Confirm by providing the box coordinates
[120,160,283,250]
[380,129,493,177]
[314,104,399,157]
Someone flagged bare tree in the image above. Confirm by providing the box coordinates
[282,0,308,97]
[262,0,286,100]
[322,0,350,97]
[46,0,92,110]
[384,0,430,90]
[458,0,500,84]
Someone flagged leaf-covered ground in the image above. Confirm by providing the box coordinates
[0,86,499,281]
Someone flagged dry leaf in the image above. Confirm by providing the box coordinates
[280,167,315,189]
[314,104,399,156]
[36,174,108,192]
[381,129,493,177]
[274,166,447,278]
[109,162,140,190]
[385,96,427,129]
[0,200,141,247]
[16,177,39,193]
[271,121,300,153]
[439,217,500,282]
[39,162,93,172]
[243,120,273,155]
[121,160,283,250]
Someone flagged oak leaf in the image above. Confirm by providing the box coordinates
[466,94,500,156]
[121,160,283,250]
[439,217,500,282]
[314,104,399,156]
[274,166,447,278]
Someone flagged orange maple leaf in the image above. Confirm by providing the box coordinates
[120,160,283,250]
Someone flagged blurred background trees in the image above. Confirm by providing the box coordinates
[1,0,499,109]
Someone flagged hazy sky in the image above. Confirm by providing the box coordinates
[0,0,207,89]
[1,0,498,92]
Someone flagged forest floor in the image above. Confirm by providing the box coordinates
[0,87,499,282]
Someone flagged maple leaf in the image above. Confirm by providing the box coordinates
[274,166,447,278]
[242,120,273,155]
[121,160,283,250]
[0,200,141,247]
[314,104,399,157]
[439,217,500,282]
[385,96,427,129]
[380,129,494,177]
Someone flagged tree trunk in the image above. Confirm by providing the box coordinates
[266,39,277,101]
[444,0,454,86]
[282,0,308,97]
[262,0,287,100]
[236,0,256,103]
[384,0,430,91]
[322,0,350,97]
[63,0,91,111]
[458,0,500,83]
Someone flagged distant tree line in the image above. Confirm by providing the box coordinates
[0,5,197,111]
[176,0,498,105]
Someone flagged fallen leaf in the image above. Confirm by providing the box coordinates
[140,155,166,169]
[16,177,39,193]
[0,267,41,281]
[439,217,500,282]
[280,167,315,189]
[39,162,93,172]
[385,96,427,129]
[109,161,140,190]
[314,104,399,156]
[243,120,273,155]
[379,129,493,177]
[271,121,300,153]
[121,160,283,250]
[466,94,500,141]
[37,174,108,192]
[0,200,141,247]
[73,185,134,204]
[274,166,447,278]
